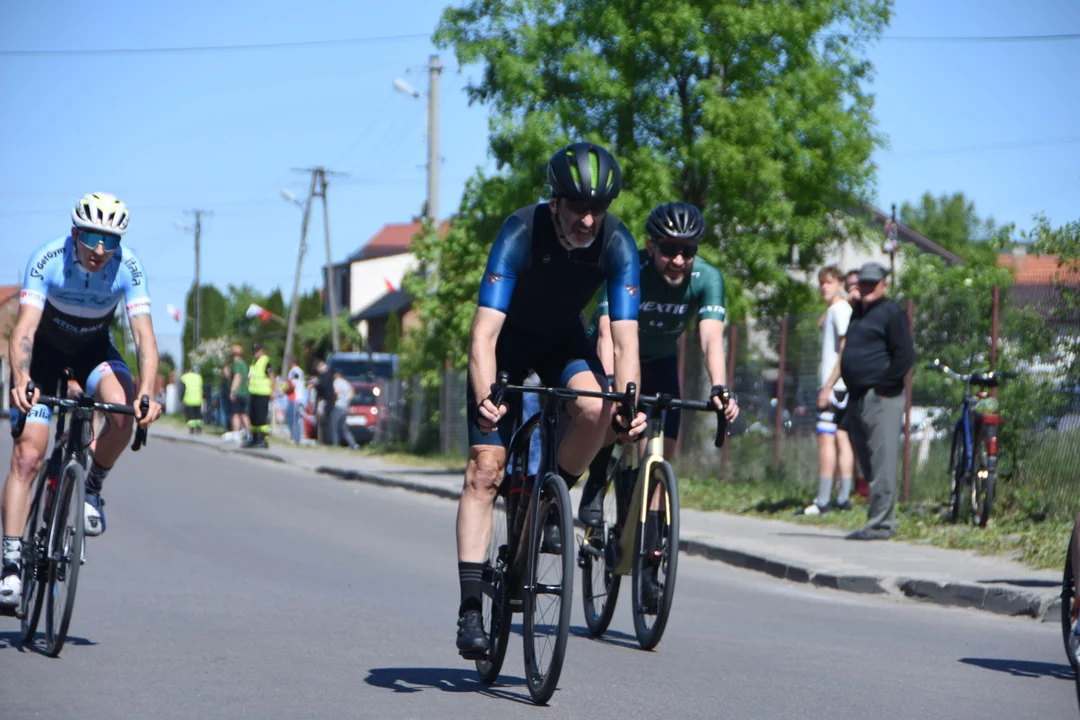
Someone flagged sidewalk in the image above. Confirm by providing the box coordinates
[155,424,1064,622]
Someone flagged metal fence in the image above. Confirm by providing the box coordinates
[372,276,1080,521]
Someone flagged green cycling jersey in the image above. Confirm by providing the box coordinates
[590,250,726,362]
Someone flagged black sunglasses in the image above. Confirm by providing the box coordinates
[561,198,612,215]
[656,241,698,259]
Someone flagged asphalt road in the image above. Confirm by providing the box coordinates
[0,435,1076,719]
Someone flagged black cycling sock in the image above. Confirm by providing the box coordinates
[86,461,111,494]
[2,536,21,572]
[645,510,663,560]
[585,444,615,493]
[558,466,582,491]
[458,561,485,615]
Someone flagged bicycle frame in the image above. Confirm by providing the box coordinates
[615,405,672,576]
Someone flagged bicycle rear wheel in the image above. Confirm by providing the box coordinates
[1063,530,1078,672]
[631,461,680,651]
[475,479,512,685]
[43,460,85,657]
[522,472,574,705]
[947,427,967,523]
[580,471,621,637]
[971,426,996,528]
[19,466,53,644]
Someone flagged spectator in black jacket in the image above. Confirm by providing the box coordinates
[829,262,915,540]
[314,360,335,445]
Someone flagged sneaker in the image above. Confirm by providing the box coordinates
[846,527,894,541]
[834,500,852,511]
[798,502,829,516]
[0,571,21,608]
[84,492,106,536]
[456,610,489,658]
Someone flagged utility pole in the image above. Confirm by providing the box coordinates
[292,167,348,353]
[181,209,211,348]
[282,173,318,376]
[426,54,442,223]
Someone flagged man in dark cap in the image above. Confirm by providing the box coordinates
[822,261,914,540]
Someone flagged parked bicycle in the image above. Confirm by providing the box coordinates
[925,359,1014,527]
[10,376,148,657]
[473,371,634,704]
[579,390,729,650]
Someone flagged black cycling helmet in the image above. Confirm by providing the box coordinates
[645,201,706,242]
[547,142,622,201]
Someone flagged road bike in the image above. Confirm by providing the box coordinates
[578,390,729,650]
[925,359,1014,527]
[10,376,148,657]
[473,371,634,704]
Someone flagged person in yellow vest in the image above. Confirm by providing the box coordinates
[245,343,272,448]
[179,368,204,435]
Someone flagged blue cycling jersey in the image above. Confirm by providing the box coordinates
[20,236,151,350]
[477,204,639,336]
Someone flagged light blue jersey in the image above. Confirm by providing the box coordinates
[20,236,151,350]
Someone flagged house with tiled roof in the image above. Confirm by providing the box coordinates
[999,247,1080,321]
[324,219,450,351]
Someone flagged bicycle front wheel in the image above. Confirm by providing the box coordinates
[522,472,574,705]
[631,461,680,651]
[19,467,52,644]
[971,425,997,528]
[580,473,621,636]
[44,461,85,657]
[1063,530,1078,672]
[475,480,512,685]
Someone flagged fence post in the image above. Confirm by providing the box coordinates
[721,322,737,478]
[902,299,914,502]
[441,359,451,455]
[991,285,1000,399]
[773,316,788,471]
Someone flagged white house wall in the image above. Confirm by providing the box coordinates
[348,253,419,316]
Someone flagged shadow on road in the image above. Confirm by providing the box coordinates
[570,625,642,650]
[959,657,1075,680]
[364,667,532,704]
[0,631,97,653]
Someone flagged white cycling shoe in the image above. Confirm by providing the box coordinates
[84,493,106,536]
[0,572,21,608]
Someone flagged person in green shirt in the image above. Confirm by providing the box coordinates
[245,343,272,448]
[229,344,251,440]
[179,367,204,435]
[582,202,741,525]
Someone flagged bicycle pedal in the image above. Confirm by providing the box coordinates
[460,650,488,661]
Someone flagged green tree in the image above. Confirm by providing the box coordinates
[296,317,364,363]
[295,288,325,323]
[384,308,401,353]
[405,0,891,381]
[182,284,228,359]
[899,192,1000,266]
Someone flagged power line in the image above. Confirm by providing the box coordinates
[0,32,431,57]
[886,135,1080,158]
[876,33,1080,43]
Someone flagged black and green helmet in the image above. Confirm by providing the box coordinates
[645,201,705,241]
[547,142,622,201]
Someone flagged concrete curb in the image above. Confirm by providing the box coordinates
[157,433,1062,622]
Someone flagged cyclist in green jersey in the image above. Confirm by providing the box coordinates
[580,201,740,527]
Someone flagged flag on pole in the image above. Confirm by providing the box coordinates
[246,303,274,323]
[384,277,397,293]
[165,304,182,323]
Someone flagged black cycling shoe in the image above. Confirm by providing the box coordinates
[640,576,662,614]
[577,475,607,529]
[456,610,489,658]
[540,521,562,554]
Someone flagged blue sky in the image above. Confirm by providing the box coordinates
[2,1,1077,363]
